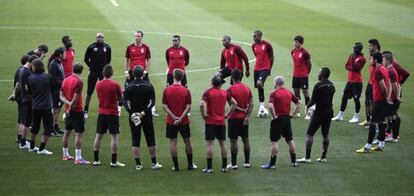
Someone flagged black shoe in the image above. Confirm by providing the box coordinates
[56,129,65,135]
[50,131,62,137]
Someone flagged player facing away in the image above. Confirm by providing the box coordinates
[332,42,366,123]
[291,35,312,119]
[84,32,112,119]
[162,69,197,171]
[217,35,250,84]
[60,63,90,164]
[297,68,335,163]
[261,76,300,169]
[27,59,55,155]
[92,65,125,167]
[124,31,158,116]
[356,52,391,153]
[200,75,237,173]
[226,69,253,170]
[124,65,162,172]
[165,35,189,87]
[252,30,274,118]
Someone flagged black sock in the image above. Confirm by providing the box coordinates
[222,158,227,168]
[366,114,370,122]
[244,150,250,164]
[112,154,117,164]
[186,153,193,167]
[54,124,59,131]
[270,155,277,166]
[396,117,401,137]
[135,158,141,166]
[290,153,296,163]
[20,138,26,147]
[231,153,237,166]
[172,156,178,169]
[17,134,22,141]
[94,151,99,162]
[305,96,310,106]
[39,142,46,151]
[321,149,328,159]
[207,158,212,169]
[29,140,35,149]
[305,148,311,159]
[84,105,89,112]
[151,157,157,164]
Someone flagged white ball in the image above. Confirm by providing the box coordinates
[307,105,316,118]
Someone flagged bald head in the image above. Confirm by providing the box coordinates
[96,32,104,43]
[222,35,231,47]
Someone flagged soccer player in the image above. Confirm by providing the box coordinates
[200,75,236,173]
[359,39,381,127]
[92,65,125,167]
[124,65,162,171]
[226,69,253,170]
[60,63,90,164]
[356,52,391,153]
[61,35,75,78]
[18,55,38,150]
[84,32,112,118]
[162,69,197,171]
[125,31,158,116]
[49,47,66,136]
[165,35,189,87]
[297,68,335,163]
[261,76,299,169]
[9,55,29,143]
[382,52,401,143]
[252,30,274,117]
[218,35,250,84]
[291,35,312,119]
[27,44,48,60]
[27,59,54,155]
[332,42,366,123]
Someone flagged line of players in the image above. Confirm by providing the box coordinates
[8,30,408,173]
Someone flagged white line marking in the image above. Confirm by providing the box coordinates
[110,0,119,7]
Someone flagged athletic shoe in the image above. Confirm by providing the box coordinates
[56,129,65,135]
[136,165,143,171]
[50,131,62,137]
[28,147,39,152]
[348,114,359,123]
[37,149,53,155]
[316,157,327,163]
[370,146,384,152]
[358,120,368,126]
[364,124,370,129]
[19,143,30,150]
[220,167,229,172]
[152,112,159,117]
[83,111,88,119]
[356,146,371,153]
[62,155,74,161]
[92,161,102,166]
[295,113,301,118]
[372,139,379,144]
[243,163,251,168]
[188,163,198,170]
[291,162,299,167]
[202,168,213,173]
[331,114,343,121]
[226,164,238,170]
[171,166,179,171]
[297,157,311,163]
[74,159,90,165]
[304,115,311,120]
[151,163,162,170]
[385,138,399,143]
[261,163,276,169]
[110,161,126,168]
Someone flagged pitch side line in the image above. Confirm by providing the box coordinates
[110,0,119,7]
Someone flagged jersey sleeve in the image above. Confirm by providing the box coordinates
[75,80,83,94]
[374,68,384,81]
[235,46,249,70]
[389,69,397,82]
[266,42,274,59]
[184,48,190,65]
[84,45,91,67]
[202,90,209,102]
[162,89,168,105]
[125,46,130,58]
[268,92,275,104]
[145,45,151,59]
[165,48,170,66]
[186,89,192,104]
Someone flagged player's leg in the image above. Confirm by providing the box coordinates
[349,83,362,123]
[93,114,106,165]
[181,125,195,170]
[217,125,228,172]
[318,114,332,162]
[301,78,311,119]
[20,101,32,149]
[203,124,215,173]
[262,119,279,169]
[167,124,179,171]
[38,109,53,155]
[130,120,142,171]
[360,84,373,126]
[283,117,298,167]
[143,116,161,169]
[333,83,351,121]
[84,72,98,118]
[299,115,321,163]
[74,112,89,164]
[241,122,250,167]
[110,131,124,167]
[228,119,238,169]
[29,109,41,152]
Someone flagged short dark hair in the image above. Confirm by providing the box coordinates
[62,35,70,44]
[372,52,383,64]
[368,39,381,51]
[73,63,83,74]
[20,54,30,65]
[222,35,231,42]
[294,35,304,44]
[102,65,113,78]
[212,75,222,87]
[320,67,330,79]
[173,69,184,81]
[383,52,393,63]
[231,69,242,82]
[382,50,393,55]
[173,35,180,41]
[136,31,144,37]
[28,55,38,63]
[54,47,65,57]
[38,44,48,53]
[32,59,45,74]
[254,30,263,37]
[133,65,144,78]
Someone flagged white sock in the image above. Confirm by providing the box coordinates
[354,113,359,118]
[339,111,344,116]
[259,102,265,108]
[75,149,82,160]
[152,106,156,112]
[364,143,372,149]
[63,148,69,156]
[379,141,385,148]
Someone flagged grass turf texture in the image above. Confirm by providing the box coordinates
[0,0,413,195]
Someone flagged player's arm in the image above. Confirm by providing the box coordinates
[220,52,226,69]
[70,93,80,110]
[291,96,300,116]
[161,90,178,120]
[235,46,250,74]
[351,57,365,72]
[145,46,151,73]
[178,91,192,120]
[84,46,91,67]
[123,89,132,114]
[225,97,237,118]
[267,43,274,69]
[144,85,156,115]
[165,49,169,67]
[8,82,20,101]
[125,47,130,79]
[379,79,389,101]
[268,103,277,119]
[185,48,190,66]
[199,100,208,118]
[107,45,112,64]
[345,56,352,71]
[306,53,312,72]
[307,83,318,108]
[392,80,400,101]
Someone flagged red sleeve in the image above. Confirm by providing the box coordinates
[353,56,366,71]
[235,46,249,70]
[220,51,226,69]
[226,88,233,103]
[304,50,311,61]
[374,68,384,81]
[75,80,83,94]
[184,48,190,65]
[266,42,274,59]
[251,43,256,56]
[345,56,352,70]
[186,89,192,104]
[145,45,151,59]
[268,92,275,104]
[202,90,209,101]
[389,69,397,83]
[162,89,168,105]
[165,48,169,65]
[291,92,299,103]
[125,45,130,58]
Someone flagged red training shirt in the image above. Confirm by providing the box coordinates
[252,40,274,71]
[387,66,399,101]
[202,87,228,125]
[372,64,390,102]
[345,53,366,83]
[227,82,252,119]
[162,84,191,125]
[269,87,299,116]
[61,74,83,112]
[96,79,122,116]
[165,46,189,75]
[62,47,74,78]
[392,60,410,84]
[125,43,151,71]
[291,47,311,77]
[220,44,249,73]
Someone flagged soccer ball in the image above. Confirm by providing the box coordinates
[258,108,269,118]
[306,105,316,118]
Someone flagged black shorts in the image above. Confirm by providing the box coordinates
[125,71,149,87]
[52,91,63,108]
[65,111,85,133]
[31,109,53,136]
[270,116,293,142]
[129,115,155,147]
[365,84,373,102]
[166,124,190,139]
[17,100,23,124]
[97,114,120,134]
[87,71,104,96]
[343,82,362,99]
[167,74,187,87]
[371,101,387,123]
[205,124,226,140]
[307,111,333,137]
[228,118,248,139]
[292,76,309,89]
[254,70,271,88]
[22,101,33,127]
